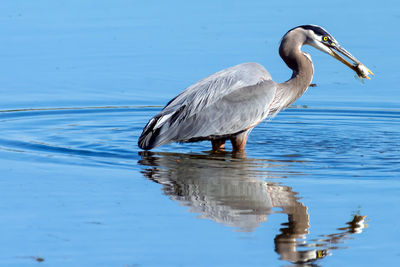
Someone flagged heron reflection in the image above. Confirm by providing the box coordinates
[138,151,367,265]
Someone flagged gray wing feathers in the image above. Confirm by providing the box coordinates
[138,63,275,150]
[175,81,276,138]
[163,62,271,114]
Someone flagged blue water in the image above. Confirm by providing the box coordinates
[0,0,399,266]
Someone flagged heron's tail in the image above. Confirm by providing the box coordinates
[138,115,163,150]
[138,105,187,150]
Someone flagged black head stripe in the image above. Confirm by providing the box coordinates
[286,25,333,39]
[299,25,329,36]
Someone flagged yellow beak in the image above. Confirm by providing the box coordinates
[327,45,374,79]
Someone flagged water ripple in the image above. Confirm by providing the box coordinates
[0,105,399,177]
[0,105,396,265]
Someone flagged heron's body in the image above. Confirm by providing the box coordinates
[138,25,372,152]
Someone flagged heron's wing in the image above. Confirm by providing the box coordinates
[138,63,275,149]
[170,80,276,140]
[163,62,272,114]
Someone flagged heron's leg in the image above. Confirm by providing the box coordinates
[230,129,251,152]
[211,139,226,152]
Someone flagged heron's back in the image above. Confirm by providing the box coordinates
[138,62,275,150]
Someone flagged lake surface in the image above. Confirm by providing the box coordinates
[1,0,399,266]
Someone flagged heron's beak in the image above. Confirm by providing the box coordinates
[326,44,374,79]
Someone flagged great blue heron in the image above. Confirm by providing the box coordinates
[138,25,373,152]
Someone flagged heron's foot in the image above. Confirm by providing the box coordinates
[230,135,248,153]
[231,140,247,158]
[211,139,226,152]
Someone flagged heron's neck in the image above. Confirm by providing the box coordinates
[275,46,314,111]
[280,50,313,88]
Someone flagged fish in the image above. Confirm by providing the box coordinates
[354,63,374,80]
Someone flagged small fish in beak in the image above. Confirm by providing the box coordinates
[354,63,374,80]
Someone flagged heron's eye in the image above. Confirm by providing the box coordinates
[323,36,329,42]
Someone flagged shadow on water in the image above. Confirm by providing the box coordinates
[138,151,367,266]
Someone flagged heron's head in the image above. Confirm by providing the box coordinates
[288,25,373,79]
